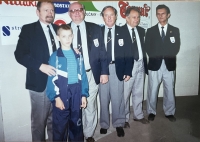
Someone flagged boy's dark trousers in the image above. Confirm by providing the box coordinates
[52,83,84,142]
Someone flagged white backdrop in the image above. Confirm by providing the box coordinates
[0,1,199,141]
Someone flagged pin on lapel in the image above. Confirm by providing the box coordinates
[170,31,172,33]
[117,33,119,35]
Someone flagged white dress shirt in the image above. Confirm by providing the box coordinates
[104,25,115,61]
[71,21,91,70]
[127,24,143,61]
[39,21,59,55]
[158,23,168,36]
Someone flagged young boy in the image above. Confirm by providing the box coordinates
[46,24,89,142]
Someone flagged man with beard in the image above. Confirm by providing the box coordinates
[14,2,59,141]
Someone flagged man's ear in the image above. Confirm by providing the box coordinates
[36,9,39,17]
[167,13,171,19]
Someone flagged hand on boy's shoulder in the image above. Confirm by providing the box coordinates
[39,64,56,76]
[81,96,87,109]
[55,97,65,110]
[73,48,82,55]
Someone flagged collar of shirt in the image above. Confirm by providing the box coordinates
[71,20,86,31]
[158,23,168,35]
[39,20,50,31]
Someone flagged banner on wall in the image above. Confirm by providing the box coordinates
[0,1,151,45]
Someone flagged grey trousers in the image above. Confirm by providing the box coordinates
[29,90,52,142]
[82,70,99,138]
[124,59,145,121]
[146,60,175,116]
[99,64,125,129]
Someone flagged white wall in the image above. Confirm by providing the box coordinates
[0,1,199,141]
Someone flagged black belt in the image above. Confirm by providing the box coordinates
[110,61,115,64]
[85,69,91,72]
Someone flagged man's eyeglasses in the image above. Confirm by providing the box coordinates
[69,8,84,14]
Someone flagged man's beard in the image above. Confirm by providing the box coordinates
[46,16,54,24]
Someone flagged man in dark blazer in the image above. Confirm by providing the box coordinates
[145,4,180,122]
[68,2,109,142]
[121,6,149,128]
[99,6,132,137]
[14,2,59,141]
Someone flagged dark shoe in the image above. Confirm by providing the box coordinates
[100,128,107,134]
[165,115,176,122]
[116,127,125,137]
[148,113,155,121]
[124,122,130,128]
[134,118,149,124]
[86,137,95,142]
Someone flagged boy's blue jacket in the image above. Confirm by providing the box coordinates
[46,47,89,102]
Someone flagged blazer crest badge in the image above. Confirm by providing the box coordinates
[170,37,175,43]
[118,39,124,46]
[93,39,99,47]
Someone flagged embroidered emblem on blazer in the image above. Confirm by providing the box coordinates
[170,37,175,43]
[118,39,124,46]
[93,39,99,47]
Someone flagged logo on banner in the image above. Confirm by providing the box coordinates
[54,2,70,14]
[2,26,10,36]
[80,2,99,17]
[118,1,151,18]
[0,1,37,6]
[54,19,66,26]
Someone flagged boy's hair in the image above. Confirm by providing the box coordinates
[57,24,73,36]
[156,4,170,14]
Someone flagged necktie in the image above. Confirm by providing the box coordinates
[107,28,112,63]
[132,28,139,61]
[47,25,56,52]
[77,25,82,54]
[161,27,165,42]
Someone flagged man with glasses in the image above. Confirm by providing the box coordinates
[14,2,59,141]
[68,2,108,142]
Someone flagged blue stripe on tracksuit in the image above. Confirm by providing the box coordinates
[46,47,89,142]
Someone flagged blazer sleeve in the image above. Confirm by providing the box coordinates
[14,25,42,73]
[145,28,153,57]
[46,53,60,101]
[79,55,89,97]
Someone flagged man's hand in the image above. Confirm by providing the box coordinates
[81,96,87,109]
[73,48,81,55]
[100,75,108,84]
[55,97,65,110]
[123,75,131,82]
[39,64,56,76]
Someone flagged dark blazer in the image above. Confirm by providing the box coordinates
[68,21,109,84]
[14,20,58,92]
[145,24,180,71]
[121,24,148,75]
[101,25,132,81]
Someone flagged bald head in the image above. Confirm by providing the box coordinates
[68,2,85,24]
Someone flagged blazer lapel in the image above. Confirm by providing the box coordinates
[35,21,50,56]
[154,24,163,42]
[85,21,92,51]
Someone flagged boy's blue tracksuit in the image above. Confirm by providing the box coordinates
[46,47,89,142]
